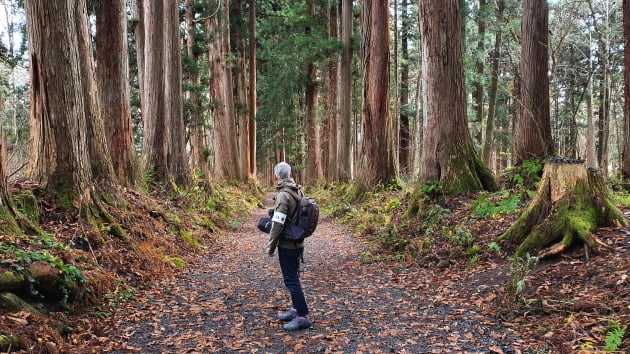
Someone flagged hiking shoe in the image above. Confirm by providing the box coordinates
[278,308,297,322]
[283,316,312,331]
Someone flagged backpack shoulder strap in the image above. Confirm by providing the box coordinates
[281,188,302,202]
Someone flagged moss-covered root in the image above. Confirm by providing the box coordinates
[0,291,42,315]
[502,163,627,258]
[0,333,22,352]
[81,191,128,241]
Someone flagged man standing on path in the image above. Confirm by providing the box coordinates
[265,162,312,331]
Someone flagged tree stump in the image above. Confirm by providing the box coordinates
[500,159,627,258]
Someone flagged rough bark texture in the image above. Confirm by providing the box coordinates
[482,1,503,166]
[417,0,497,195]
[248,0,257,178]
[358,0,395,188]
[230,0,250,181]
[137,0,189,186]
[323,4,338,181]
[623,0,630,179]
[208,1,240,181]
[501,161,627,258]
[472,0,486,147]
[513,0,553,165]
[96,0,139,188]
[26,0,93,203]
[337,0,353,182]
[399,0,410,176]
[305,2,323,184]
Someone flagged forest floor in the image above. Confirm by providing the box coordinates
[2,190,629,353]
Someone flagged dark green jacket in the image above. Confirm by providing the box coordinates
[265,178,305,255]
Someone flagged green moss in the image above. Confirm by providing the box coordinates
[180,229,202,250]
[0,206,22,235]
[12,190,40,224]
[164,212,181,224]
[163,256,185,268]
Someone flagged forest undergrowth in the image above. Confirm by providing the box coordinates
[0,178,628,352]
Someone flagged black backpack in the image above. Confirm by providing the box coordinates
[281,188,319,241]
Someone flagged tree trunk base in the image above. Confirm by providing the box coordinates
[501,161,626,258]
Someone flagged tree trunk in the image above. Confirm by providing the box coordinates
[501,160,627,258]
[482,0,504,166]
[357,0,394,188]
[323,4,338,182]
[337,0,353,182]
[184,0,210,174]
[416,0,497,196]
[248,0,257,178]
[399,0,410,177]
[137,0,189,186]
[26,0,97,202]
[473,0,486,147]
[96,0,139,188]
[230,0,250,181]
[208,0,239,181]
[622,0,630,179]
[513,0,553,165]
[305,1,323,184]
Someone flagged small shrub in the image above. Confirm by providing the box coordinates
[601,318,626,351]
[487,241,502,254]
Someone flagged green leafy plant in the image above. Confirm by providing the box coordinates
[419,180,443,202]
[601,318,626,351]
[446,225,474,248]
[471,193,520,219]
[487,241,502,254]
[421,206,450,235]
[360,250,373,264]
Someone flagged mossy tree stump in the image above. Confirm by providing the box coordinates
[501,159,627,258]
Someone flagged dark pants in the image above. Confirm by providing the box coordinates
[278,247,308,317]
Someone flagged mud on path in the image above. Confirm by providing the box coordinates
[101,196,530,353]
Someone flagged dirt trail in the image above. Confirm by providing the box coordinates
[102,196,526,353]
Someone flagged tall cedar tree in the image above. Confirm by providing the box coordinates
[184,0,210,173]
[337,0,353,182]
[230,0,252,180]
[207,1,242,180]
[26,0,116,202]
[136,0,189,186]
[399,0,411,176]
[96,0,139,187]
[358,0,395,187]
[513,0,553,165]
[305,1,323,184]
[623,0,630,179]
[416,0,497,195]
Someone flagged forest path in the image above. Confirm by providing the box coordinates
[103,193,525,353]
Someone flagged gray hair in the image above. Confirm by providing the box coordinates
[274,162,291,179]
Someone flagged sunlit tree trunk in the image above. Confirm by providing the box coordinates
[208,0,240,180]
[26,0,93,196]
[337,0,353,182]
[415,0,496,197]
[514,0,553,165]
[357,0,394,188]
[96,0,139,187]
